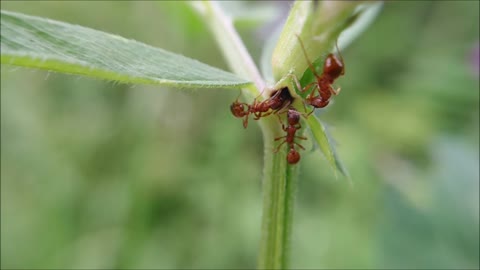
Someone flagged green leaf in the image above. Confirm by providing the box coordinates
[0,10,250,88]
[306,114,350,179]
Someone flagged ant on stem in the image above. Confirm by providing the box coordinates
[274,107,307,165]
[294,35,345,111]
[230,87,293,128]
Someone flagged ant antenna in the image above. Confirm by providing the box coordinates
[295,34,320,77]
[334,39,345,74]
[334,40,343,61]
[234,90,242,101]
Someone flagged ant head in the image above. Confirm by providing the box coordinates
[287,109,301,125]
[323,54,345,79]
[287,148,300,164]
[230,102,247,118]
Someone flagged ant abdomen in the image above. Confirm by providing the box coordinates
[308,98,329,108]
[287,148,300,164]
[323,53,345,79]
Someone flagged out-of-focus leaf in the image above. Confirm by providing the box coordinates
[336,2,383,51]
[218,1,279,24]
[0,10,250,88]
[306,114,350,179]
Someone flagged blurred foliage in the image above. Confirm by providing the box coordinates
[1,1,479,269]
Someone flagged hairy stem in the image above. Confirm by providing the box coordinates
[192,1,265,97]
[191,2,297,269]
[257,116,300,269]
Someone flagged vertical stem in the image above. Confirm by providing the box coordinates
[191,1,301,268]
[192,1,265,97]
[282,161,299,266]
[257,119,299,269]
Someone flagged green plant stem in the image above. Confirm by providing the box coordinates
[258,123,300,268]
[192,1,265,97]
[191,2,298,269]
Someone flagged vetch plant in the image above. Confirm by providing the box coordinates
[0,1,381,269]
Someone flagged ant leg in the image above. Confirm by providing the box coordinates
[284,73,304,95]
[255,110,273,120]
[274,113,283,125]
[275,103,291,117]
[274,135,287,141]
[273,140,287,153]
[285,73,316,98]
[300,95,318,115]
[277,123,288,132]
[300,99,308,114]
[276,108,288,116]
[251,98,259,108]
[305,106,316,117]
[276,99,293,116]
[298,81,317,97]
[274,114,290,130]
[273,106,289,124]
[295,136,307,140]
[273,113,285,126]
[303,103,311,115]
[295,142,306,150]
[242,115,250,129]
[257,87,281,102]
[305,85,320,106]
[329,85,341,95]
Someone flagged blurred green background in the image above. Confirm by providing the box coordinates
[1,1,478,269]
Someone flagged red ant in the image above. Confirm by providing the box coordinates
[295,35,345,110]
[230,87,293,128]
[274,108,307,165]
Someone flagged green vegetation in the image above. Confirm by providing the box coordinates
[1,1,478,269]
